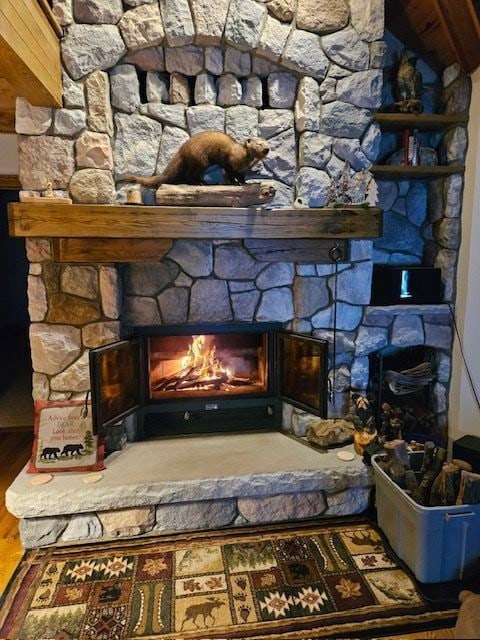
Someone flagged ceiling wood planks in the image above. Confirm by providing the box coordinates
[386,0,480,74]
[0,77,16,133]
[0,0,62,114]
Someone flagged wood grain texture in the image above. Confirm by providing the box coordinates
[372,165,465,180]
[386,0,458,71]
[36,0,63,38]
[437,0,480,74]
[8,203,383,240]
[374,113,469,132]
[0,0,61,107]
[244,239,349,263]
[0,76,16,133]
[386,0,480,73]
[52,238,174,263]
[0,432,32,596]
[155,182,276,207]
[0,175,20,190]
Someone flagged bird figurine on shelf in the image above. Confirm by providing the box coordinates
[394,50,423,113]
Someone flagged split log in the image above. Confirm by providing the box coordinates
[419,441,436,478]
[155,182,276,207]
[451,459,473,473]
[390,461,406,488]
[404,469,419,494]
[429,463,460,506]
[384,439,410,467]
[415,447,447,505]
[456,470,480,505]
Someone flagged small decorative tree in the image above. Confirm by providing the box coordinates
[84,430,94,454]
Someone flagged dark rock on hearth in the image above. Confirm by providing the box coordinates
[306,418,354,447]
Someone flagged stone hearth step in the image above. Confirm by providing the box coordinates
[6,432,373,548]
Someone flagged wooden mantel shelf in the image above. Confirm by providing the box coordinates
[8,203,382,239]
[8,202,382,263]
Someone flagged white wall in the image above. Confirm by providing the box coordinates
[449,69,480,443]
[0,134,18,174]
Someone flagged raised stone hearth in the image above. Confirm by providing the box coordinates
[6,432,372,548]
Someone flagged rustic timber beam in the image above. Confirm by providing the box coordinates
[8,203,383,240]
[0,77,16,133]
[0,174,22,191]
[0,0,62,108]
[52,238,174,263]
[244,239,349,262]
[0,175,20,190]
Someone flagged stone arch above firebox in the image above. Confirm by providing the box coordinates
[16,0,385,208]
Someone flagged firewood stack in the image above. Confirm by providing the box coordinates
[376,440,480,506]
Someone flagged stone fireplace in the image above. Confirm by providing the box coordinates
[89,322,328,437]
[6,0,472,546]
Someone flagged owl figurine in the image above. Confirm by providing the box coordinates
[395,51,423,113]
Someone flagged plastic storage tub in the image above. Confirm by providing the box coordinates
[372,452,480,583]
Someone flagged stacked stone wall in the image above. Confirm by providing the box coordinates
[17,1,471,444]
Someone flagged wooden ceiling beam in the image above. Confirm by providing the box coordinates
[437,0,480,74]
[0,77,16,133]
[386,0,480,74]
[0,0,62,108]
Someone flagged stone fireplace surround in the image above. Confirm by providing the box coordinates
[7,0,471,546]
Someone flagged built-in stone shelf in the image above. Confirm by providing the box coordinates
[366,304,451,317]
[6,432,372,548]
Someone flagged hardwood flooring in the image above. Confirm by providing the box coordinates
[0,431,457,638]
[0,431,32,594]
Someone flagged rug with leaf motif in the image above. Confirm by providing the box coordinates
[0,520,457,640]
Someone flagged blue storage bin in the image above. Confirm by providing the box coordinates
[372,452,480,583]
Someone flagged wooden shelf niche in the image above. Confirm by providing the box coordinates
[372,112,468,181]
[372,165,465,181]
[8,202,383,263]
[373,113,469,132]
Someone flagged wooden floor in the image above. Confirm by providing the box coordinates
[0,431,33,594]
[0,431,457,638]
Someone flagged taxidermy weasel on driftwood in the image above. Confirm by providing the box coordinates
[124,131,269,187]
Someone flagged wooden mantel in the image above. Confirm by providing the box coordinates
[8,202,382,263]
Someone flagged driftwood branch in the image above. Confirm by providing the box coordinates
[155,182,276,207]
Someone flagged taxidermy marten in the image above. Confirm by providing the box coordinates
[124,131,269,187]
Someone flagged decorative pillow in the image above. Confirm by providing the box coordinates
[28,400,105,473]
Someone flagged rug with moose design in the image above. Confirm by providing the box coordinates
[0,519,457,639]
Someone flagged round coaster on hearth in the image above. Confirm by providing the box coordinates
[337,450,355,461]
[31,473,53,486]
[82,472,103,484]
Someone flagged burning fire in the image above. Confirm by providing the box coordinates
[151,334,256,394]
[180,335,233,382]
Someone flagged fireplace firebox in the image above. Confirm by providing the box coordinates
[89,323,328,438]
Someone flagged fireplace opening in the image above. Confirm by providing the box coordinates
[89,323,328,438]
[368,346,437,440]
[148,332,268,399]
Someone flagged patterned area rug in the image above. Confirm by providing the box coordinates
[0,520,457,640]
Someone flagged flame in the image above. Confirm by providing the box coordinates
[182,335,232,382]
